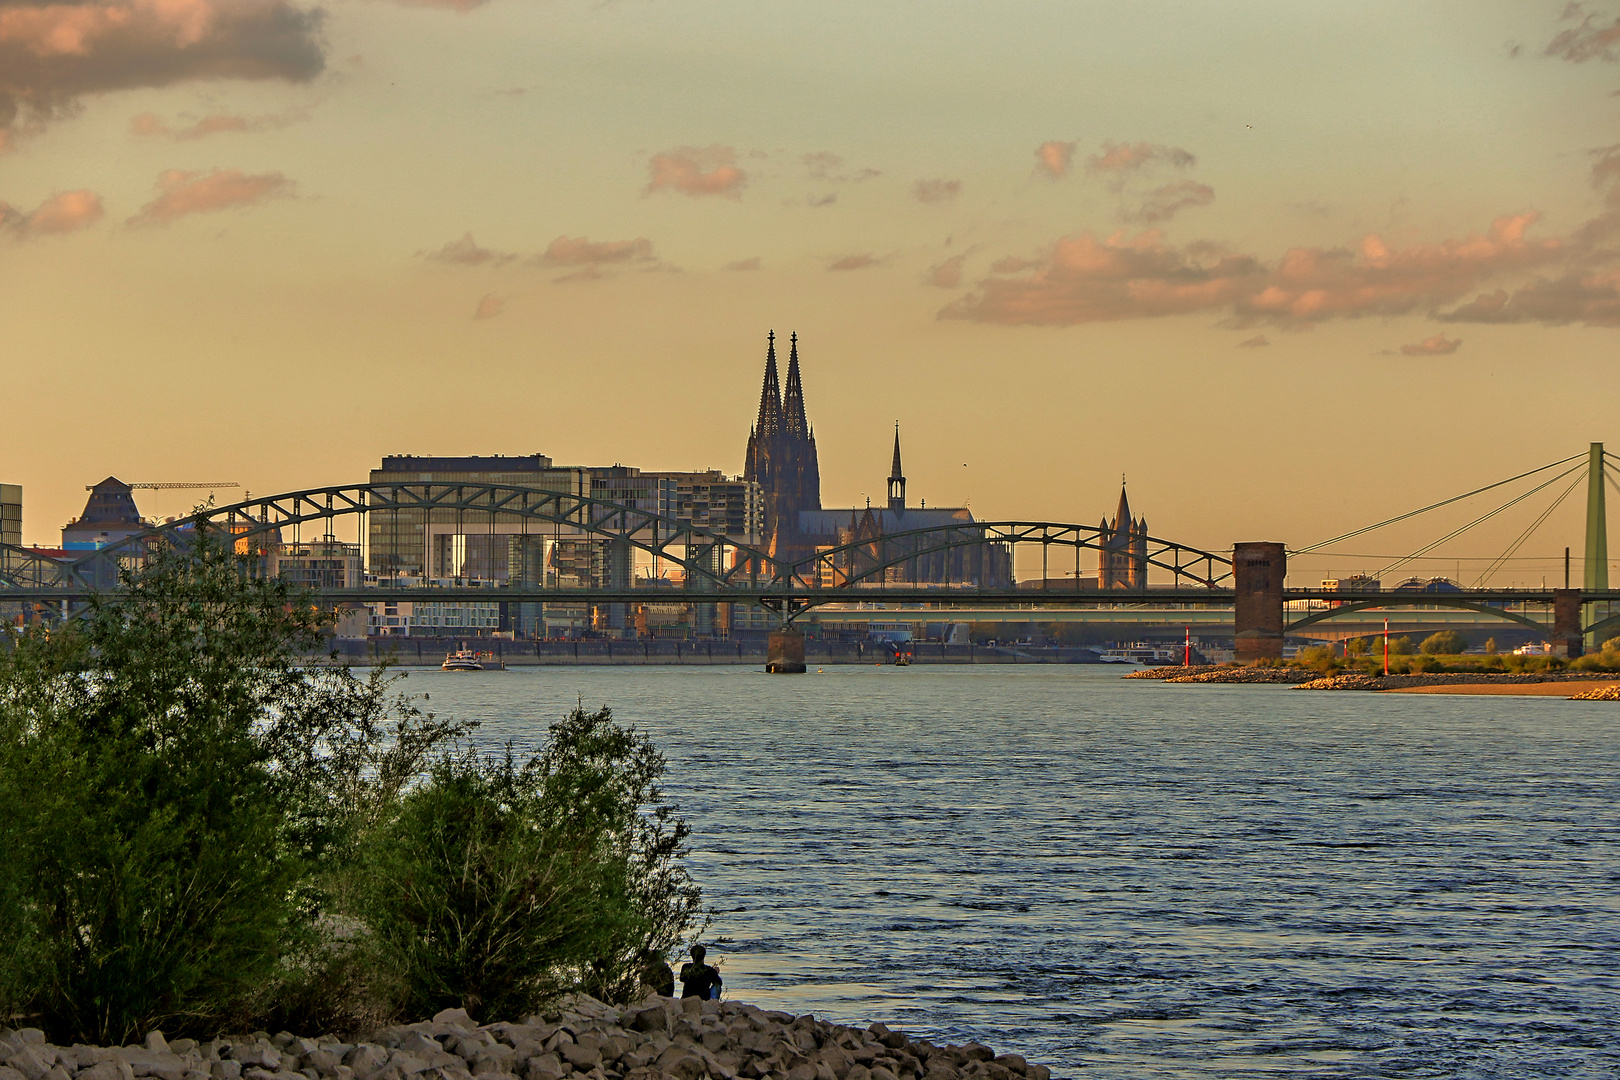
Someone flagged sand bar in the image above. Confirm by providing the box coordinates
[1387,680,1620,696]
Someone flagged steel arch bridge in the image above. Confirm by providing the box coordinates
[0,483,1236,619]
[1284,598,1554,635]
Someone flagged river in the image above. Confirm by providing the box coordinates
[401,664,1618,1079]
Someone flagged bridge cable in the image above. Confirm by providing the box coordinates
[1292,452,1585,556]
[1373,462,1585,580]
[1470,468,1588,587]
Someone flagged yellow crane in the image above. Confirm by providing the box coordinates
[86,481,241,490]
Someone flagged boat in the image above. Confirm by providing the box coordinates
[442,648,487,671]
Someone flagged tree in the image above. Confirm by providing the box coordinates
[1421,630,1468,656]
[1345,637,1369,656]
[1485,637,1498,655]
[0,525,467,1042]
[1390,635,1417,655]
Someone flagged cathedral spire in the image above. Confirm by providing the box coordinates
[1114,478,1131,533]
[755,331,783,436]
[783,331,808,438]
[887,423,906,511]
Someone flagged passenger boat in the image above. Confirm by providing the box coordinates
[441,648,486,671]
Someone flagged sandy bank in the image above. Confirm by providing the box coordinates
[1386,681,1620,696]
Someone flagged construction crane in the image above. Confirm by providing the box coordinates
[86,481,241,490]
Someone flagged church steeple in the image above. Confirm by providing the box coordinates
[887,423,906,511]
[1114,479,1131,534]
[783,331,808,438]
[755,331,783,436]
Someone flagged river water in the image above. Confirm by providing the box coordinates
[401,664,1618,1079]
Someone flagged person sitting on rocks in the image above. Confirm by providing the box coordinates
[638,947,676,997]
[679,943,723,999]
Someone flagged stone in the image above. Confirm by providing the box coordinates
[211,1062,242,1080]
[14,1037,43,1050]
[397,1037,441,1060]
[959,1048,993,1065]
[1025,1070,1049,1080]
[0,1068,27,1080]
[344,1048,389,1080]
[306,1051,342,1073]
[785,1065,816,1080]
[146,1035,171,1056]
[989,1058,1024,1077]
[559,1046,599,1073]
[43,1068,72,1080]
[432,1012,476,1032]
[231,1048,282,1072]
[6,1047,53,1080]
[386,1054,430,1078]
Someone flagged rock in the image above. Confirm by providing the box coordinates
[960,1046,994,1064]
[386,1053,430,1077]
[6,1046,54,1080]
[397,1037,441,1060]
[146,1035,171,1056]
[211,1062,242,1080]
[344,1047,389,1080]
[0,1066,29,1080]
[990,1056,1026,1076]
[432,1011,477,1032]
[228,1049,281,1072]
[559,1045,599,1073]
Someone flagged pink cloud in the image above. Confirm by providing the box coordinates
[0,1,324,142]
[421,233,515,266]
[913,179,961,204]
[1034,140,1077,179]
[127,168,292,226]
[1398,333,1462,355]
[940,212,1564,326]
[0,188,103,237]
[829,253,880,271]
[646,145,746,199]
[1440,272,1620,326]
[723,257,761,271]
[539,235,656,267]
[927,253,967,288]
[1088,141,1196,176]
[130,107,307,140]
[1546,6,1620,63]
[1237,335,1270,347]
[1125,179,1215,223]
[473,293,505,319]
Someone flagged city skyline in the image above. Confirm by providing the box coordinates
[4,2,1619,581]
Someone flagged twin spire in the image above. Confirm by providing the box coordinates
[753,331,810,439]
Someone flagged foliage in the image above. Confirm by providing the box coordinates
[353,706,702,1023]
[1484,637,1498,655]
[0,524,528,1041]
[1389,635,1417,656]
[1293,645,1337,671]
[1345,637,1369,657]
[1420,630,1469,656]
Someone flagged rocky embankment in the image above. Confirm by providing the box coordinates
[1122,665,1319,684]
[1569,683,1620,699]
[0,996,1052,1080]
[1293,672,1619,691]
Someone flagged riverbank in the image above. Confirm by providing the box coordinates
[0,994,1053,1080]
[1121,665,1320,684]
[318,640,1103,667]
[1293,671,1620,694]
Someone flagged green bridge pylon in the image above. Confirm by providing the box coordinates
[1587,442,1610,645]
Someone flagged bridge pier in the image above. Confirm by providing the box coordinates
[765,628,806,674]
[1234,542,1286,663]
[1553,588,1583,658]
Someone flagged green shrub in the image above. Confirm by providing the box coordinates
[353,706,701,1023]
[1413,655,1445,673]
[1420,630,1468,656]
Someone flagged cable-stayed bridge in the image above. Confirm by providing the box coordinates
[3,444,1616,657]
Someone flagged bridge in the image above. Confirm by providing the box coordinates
[2,444,1615,660]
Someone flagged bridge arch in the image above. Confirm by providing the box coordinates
[67,483,780,590]
[786,520,1232,591]
[1285,598,1550,634]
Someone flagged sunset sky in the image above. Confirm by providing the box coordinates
[4,1,1620,583]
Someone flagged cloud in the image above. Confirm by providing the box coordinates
[805,193,837,207]
[1236,335,1270,347]
[395,0,493,10]
[539,235,655,267]
[421,233,515,266]
[1545,5,1620,62]
[803,151,879,183]
[646,145,746,199]
[129,106,307,140]
[926,253,968,288]
[722,257,760,271]
[1087,141,1196,179]
[829,253,880,271]
[913,179,961,204]
[0,0,325,145]
[473,293,504,319]
[1034,140,1077,179]
[1398,333,1463,355]
[127,167,292,226]
[1439,272,1620,326]
[0,187,103,237]
[1125,179,1215,223]
[939,212,1564,326]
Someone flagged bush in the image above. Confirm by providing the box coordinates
[1421,630,1468,656]
[1293,645,1337,671]
[354,707,701,1022]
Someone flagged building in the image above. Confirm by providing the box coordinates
[1322,575,1381,592]
[0,484,19,547]
[743,331,821,561]
[62,477,148,551]
[269,536,364,590]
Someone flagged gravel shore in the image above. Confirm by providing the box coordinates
[1122,666,1320,684]
[1292,671,1620,692]
[0,995,1052,1080]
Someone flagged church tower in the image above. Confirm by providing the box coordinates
[887,424,906,511]
[743,331,822,559]
[1099,481,1148,589]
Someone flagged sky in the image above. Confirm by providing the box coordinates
[4,0,1620,585]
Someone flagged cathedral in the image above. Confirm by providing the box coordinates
[743,333,1009,586]
[1097,484,1149,590]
